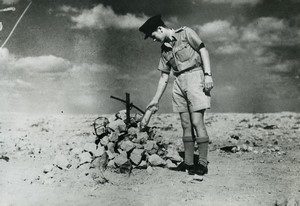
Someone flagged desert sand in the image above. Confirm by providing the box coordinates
[1,112,300,206]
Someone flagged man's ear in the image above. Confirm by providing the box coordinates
[157,26,164,33]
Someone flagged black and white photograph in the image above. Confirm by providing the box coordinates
[0,0,300,205]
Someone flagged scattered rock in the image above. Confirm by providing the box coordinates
[114,153,128,167]
[146,165,153,174]
[54,154,70,169]
[166,146,182,162]
[148,154,166,166]
[130,149,145,165]
[78,152,92,165]
[94,146,105,157]
[100,136,109,146]
[120,140,135,152]
[166,159,177,168]
[84,143,97,154]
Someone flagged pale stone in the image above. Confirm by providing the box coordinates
[94,146,105,157]
[130,149,145,165]
[148,154,166,166]
[78,152,92,165]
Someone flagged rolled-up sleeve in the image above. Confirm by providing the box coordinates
[158,53,171,74]
[185,27,203,51]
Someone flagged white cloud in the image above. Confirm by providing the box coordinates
[203,0,261,6]
[70,63,117,74]
[59,5,79,13]
[215,43,244,55]
[195,20,239,42]
[15,55,72,73]
[67,4,148,29]
[241,17,287,43]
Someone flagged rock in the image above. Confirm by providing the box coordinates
[69,148,82,157]
[100,136,109,146]
[135,132,148,144]
[94,146,105,157]
[106,150,116,160]
[275,146,280,151]
[144,141,158,152]
[130,149,145,165]
[116,110,127,121]
[109,119,127,133]
[43,165,53,174]
[114,154,128,167]
[146,165,153,174]
[78,152,92,165]
[138,160,147,169]
[247,146,253,152]
[241,144,248,152]
[107,142,115,153]
[107,160,116,169]
[84,143,97,154]
[108,132,119,142]
[54,154,70,169]
[93,152,108,171]
[287,198,299,206]
[134,143,144,149]
[148,154,166,166]
[120,140,135,152]
[166,146,182,162]
[166,159,177,168]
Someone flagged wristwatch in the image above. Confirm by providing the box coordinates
[204,72,212,76]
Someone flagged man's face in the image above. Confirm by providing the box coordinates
[150,27,165,43]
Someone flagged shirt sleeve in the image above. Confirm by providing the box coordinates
[158,53,171,74]
[185,27,203,51]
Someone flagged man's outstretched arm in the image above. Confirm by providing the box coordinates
[146,71,170,112]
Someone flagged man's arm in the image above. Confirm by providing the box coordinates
[200,47,213,92]
[146,71,169,112]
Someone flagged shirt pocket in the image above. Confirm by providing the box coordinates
[174,43,190,62]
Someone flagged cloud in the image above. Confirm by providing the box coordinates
[215,43,245,55]
[1,0,19,5]
[241,17,287,44]
[15,55,72,73]
[63,4,148,29]
[70,63,117,74]
[194,20,239,42]
[203,0,261,6]
[0,79,33,90]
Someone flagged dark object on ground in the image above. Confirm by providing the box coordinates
[220,145,237,153]
[0,155,9,162]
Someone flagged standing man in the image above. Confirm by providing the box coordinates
[139,15,213,175]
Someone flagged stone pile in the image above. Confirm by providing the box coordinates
[80,110,182,174]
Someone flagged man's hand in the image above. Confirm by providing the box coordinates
[146,100,159,114]
[204,76,213,92]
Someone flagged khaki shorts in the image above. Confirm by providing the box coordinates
[172,69,211,113]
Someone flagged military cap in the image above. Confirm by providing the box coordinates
[139,15,166,39]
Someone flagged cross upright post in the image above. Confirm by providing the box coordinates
[125,93,131,126]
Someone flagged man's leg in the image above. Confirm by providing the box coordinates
[179,112,194,166]
[191,110,209,174]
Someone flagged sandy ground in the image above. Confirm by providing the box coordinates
[1,112,300,206]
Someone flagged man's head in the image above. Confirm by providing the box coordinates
[139,15,168,42]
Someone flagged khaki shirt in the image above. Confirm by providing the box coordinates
[158,27,204,75]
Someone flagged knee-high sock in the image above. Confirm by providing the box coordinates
[196,136,209,166]
[182,136,195,165]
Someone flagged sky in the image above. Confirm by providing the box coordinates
[0,0,299,114]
